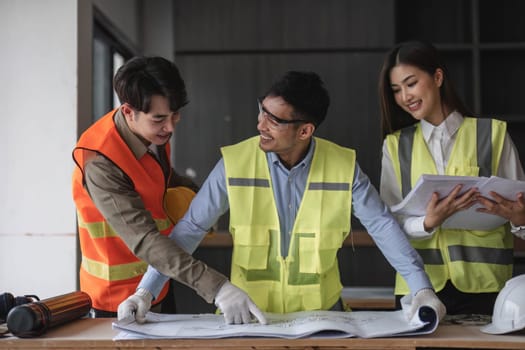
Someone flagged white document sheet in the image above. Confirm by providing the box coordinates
[390,175,525,230]
[112,306,439,340]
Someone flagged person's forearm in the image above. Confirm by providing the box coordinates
[138,219,211,298]
[133,233,227,303]
[354,163,432,294]
[85,159,227,302]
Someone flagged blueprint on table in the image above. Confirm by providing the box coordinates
[113,306,439,340]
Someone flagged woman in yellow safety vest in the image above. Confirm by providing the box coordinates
[378,40,525,315]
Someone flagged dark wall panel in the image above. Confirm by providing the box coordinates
[174,0,395,51]
[174,52,385,186]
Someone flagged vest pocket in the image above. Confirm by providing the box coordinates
[299,231,343,274]
[299,236,317,274]
[318,231,343,273]
[232,225,270,269]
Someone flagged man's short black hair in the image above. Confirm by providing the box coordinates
[264,71,330,127]
[113,56,188,113]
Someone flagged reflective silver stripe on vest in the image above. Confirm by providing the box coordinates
[228,178,270,187]
[448,245,514,265]
[416,248,444,265]
[398,119,493,193]
[477,118,492,177]
[308,182,350,191]
[399,125,416,197]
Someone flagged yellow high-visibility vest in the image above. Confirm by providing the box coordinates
[222,137,355,312]
[385,117,513,295]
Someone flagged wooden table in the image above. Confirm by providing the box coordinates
[1,318,524,349]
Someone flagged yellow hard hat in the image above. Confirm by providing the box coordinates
[164,186,196,224]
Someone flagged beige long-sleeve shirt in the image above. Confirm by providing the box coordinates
[82,108,226,303]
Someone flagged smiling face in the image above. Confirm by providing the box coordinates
[256,95,314,168]
[389,63,445,126]
[122,95,181,146]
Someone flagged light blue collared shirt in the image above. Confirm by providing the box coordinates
[139,138,431,298]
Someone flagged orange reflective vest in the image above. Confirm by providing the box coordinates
[72,109,172,312]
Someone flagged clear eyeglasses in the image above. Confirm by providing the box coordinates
[257,98,308,130]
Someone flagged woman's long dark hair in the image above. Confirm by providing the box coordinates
[378,41,472,138]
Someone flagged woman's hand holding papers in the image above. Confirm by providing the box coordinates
[423,185,479,232]
[477,191,525,226]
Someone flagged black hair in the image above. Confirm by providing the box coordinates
[264,71,330,127]
[113,56,188,113]
[378,41,471,137]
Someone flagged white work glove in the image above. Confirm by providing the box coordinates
[214,281,268,325]
[402,288,446,324]
[117,288,153,324]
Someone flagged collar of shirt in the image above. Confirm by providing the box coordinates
[114,107,150,160]
[420,110,463,145]
[267,138,316,173]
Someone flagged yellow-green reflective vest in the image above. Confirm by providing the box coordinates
[221,137,355,313]
[385,117,513,295]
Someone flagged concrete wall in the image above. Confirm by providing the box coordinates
[0,0,172,299]
[0,0,79,299]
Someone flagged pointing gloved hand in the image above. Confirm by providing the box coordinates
[404,288,446,323]
[117,288,153,324]
[214,281,268,325]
